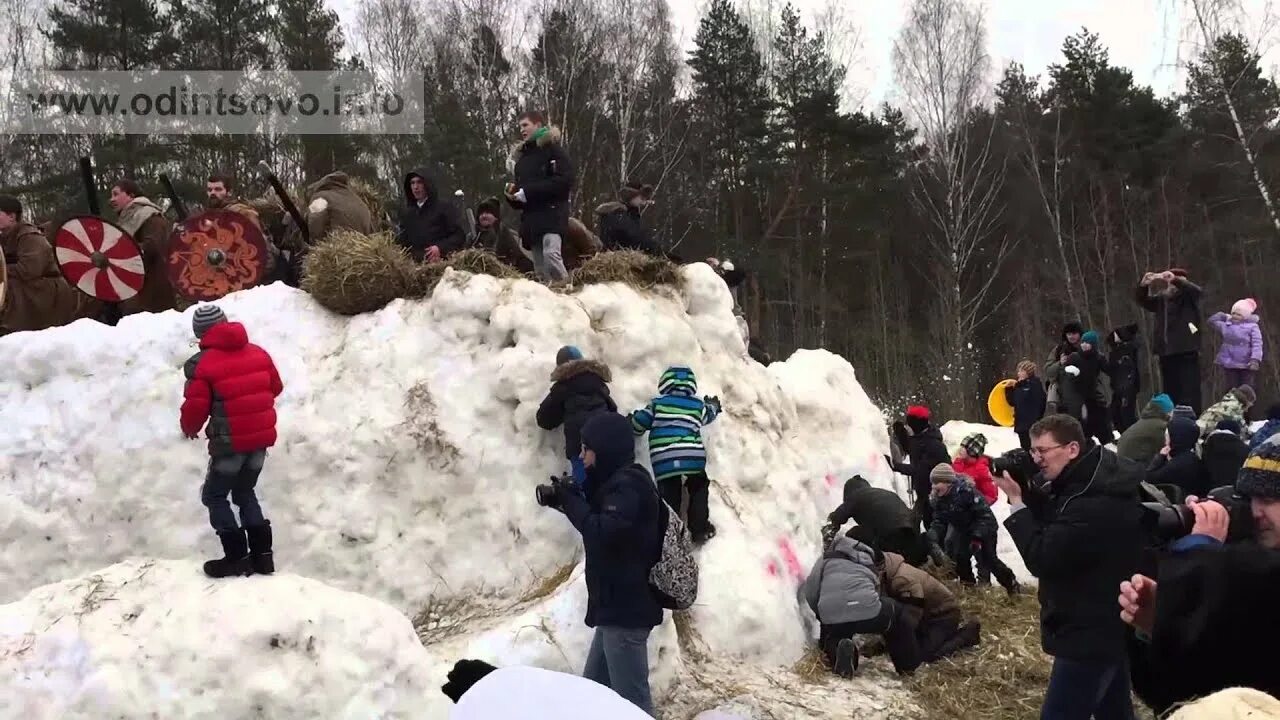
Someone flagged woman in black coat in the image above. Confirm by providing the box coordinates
[1005,360,1048,450]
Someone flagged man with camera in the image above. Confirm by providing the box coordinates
[1117,441,1280,715]
[993,414,1145,720]
[537,411,663,716]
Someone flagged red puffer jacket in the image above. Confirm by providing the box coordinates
[180,321,283,456]
[952,454,998,505]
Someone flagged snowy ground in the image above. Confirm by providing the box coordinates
[1,264,922,718]
[0,559,434,718]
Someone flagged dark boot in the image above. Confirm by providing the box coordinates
[204,528,252,578]
[692,522,717,545]
[246,523,274,575]
[833,638,859,678]
[933,621,981,659]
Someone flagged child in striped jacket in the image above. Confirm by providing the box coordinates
[630,366,722,544]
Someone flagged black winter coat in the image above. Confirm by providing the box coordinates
[1201,430,1249,492]
[536,359,617,459]
[928,478,999,543]
[1005,378,1047,433]
[396,167,467,261]
[559,415,663,630]
[892,425,952,496]
[1146,451,1212,501]
[1135,279,1204,357]
[1004,445,1144,661]
[1063,348,1109,409]
[596,202,661,256]
[1107,326,1141,398]
[1129,542,1280,715]
[828,476,916,536]
[507,127,574,245]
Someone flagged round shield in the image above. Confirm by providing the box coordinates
[167,209,268,301]
[54,215,145,302]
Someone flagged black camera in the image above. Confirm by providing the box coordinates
[990,448,1038,491]
[535,475,572,508]
[1140,485,1253,543]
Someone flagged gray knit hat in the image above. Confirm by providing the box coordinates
[930,463,956,484]
[192,304,227,338]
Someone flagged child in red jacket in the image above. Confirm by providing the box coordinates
[181,304,284,578]
[952,433,997,504]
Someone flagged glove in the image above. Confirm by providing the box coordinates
[1249,360,1261,371]
[704,395,721,411]
[442,658,498,702]
[1064,366,1081,376]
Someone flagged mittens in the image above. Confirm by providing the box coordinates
[1064,366,1081,376]
[441,659,498,703]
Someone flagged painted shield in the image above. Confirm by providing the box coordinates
[54,215,145,302]
[167,209,268,301]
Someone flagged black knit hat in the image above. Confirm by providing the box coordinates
[1062,321,1084,336]
[0,194,21,218]
[1237,437,1280,499]
[475,197,501,221]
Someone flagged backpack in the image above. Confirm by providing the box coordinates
[648,496,699,610]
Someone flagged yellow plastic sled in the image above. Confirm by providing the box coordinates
[987,380,1016,427]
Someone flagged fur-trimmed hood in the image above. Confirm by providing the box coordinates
[307,171,353,197]
[506,125,563,174]
[595,200,626,216]
[550,358,611,383]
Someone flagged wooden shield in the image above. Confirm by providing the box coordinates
[54,215,146,302]
[167,209,268,301]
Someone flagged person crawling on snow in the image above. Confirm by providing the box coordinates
[180,304,284,579]
[537,345,616,483]
[629,366,721,544]
[1197,385,1256,439]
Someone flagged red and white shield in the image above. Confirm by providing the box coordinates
[54,215,145,302]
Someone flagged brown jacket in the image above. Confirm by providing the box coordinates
[305,172,375,242]
[1,222,97,333]
[563,216,601,270]
[117,197,177,314]
[882,552,960,621]
[470,224,534,274]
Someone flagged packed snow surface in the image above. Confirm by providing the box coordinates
[0,559,434,719]
[1,264,924,717]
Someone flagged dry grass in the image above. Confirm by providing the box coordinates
[568,250,684,292]
[413,595,484,645]
[300,230,416,315]
[519,561,577,604]
[347,177,389,230]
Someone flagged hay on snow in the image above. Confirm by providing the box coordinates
[568,250,684,292]
[301,230,416,315]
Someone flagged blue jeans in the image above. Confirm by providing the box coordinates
[1041,657,1136,720]
[201,450,267,532]
[582,626,653,716]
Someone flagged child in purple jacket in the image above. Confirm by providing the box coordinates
[1209,298,1264,390]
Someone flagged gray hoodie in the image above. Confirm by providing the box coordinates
[801,536,883,625]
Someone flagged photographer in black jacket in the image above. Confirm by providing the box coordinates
[1118,438,1280,715]
[994,414,1145,720]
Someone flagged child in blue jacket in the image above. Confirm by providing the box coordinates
[630,366,721,544]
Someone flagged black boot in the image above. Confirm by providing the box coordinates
[832,638,859,678]
[692,522,717,545]
[204,528,252,578]
[246,523,274,575]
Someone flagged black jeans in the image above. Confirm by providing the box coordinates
[820,597,919,674]
[659,472,711,535]
[1160,352,1202,415]
[954,534,1017,591]
[201,450,268,532]
[1082,400,1113,446]
[918,611,965,662]
[1016,429,1032,451]
[1111,393,1138,433]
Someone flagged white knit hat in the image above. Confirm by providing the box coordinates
[1232,298,1258,318]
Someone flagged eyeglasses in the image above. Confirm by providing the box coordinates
[1029,444,1066,459]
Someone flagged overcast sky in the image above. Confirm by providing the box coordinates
[332,0,1275,109]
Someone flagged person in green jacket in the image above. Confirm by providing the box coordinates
[1116,394,1174,465]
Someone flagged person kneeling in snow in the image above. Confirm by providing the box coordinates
[540,412,664,715]
[441,660,657,719]
[180,304,284,578]
[629,366,721,544]
[878,550,981,668]
[536,345,616,483]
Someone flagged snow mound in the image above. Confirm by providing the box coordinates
[1,265,910,717]
[0,559,433,718]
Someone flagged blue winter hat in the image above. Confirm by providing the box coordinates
[555,345,583,365]
[1150,393,1175,415]
[1167,416,1200,453]
[1081,330,1100,347]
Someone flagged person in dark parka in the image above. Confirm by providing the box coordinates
[470,197,535,274]
[1005,360,1047,450]
[1200,419,1250,492]
[826,475,931,567]
[595,183,662,257]
[927,464,1020,595]
[1107,323,1142,433]
[1044,322,1084,416]
[536,346,617,483]
[396,166,467,262]
[1062,330,1114,445]
[1135,269,1205,413]
[1116,393,1174,465]
[506,111,575,282]
[888,405,952,532]
[995,415,1144,720]
[551,412,663,714]
[1146,415,1211,501]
